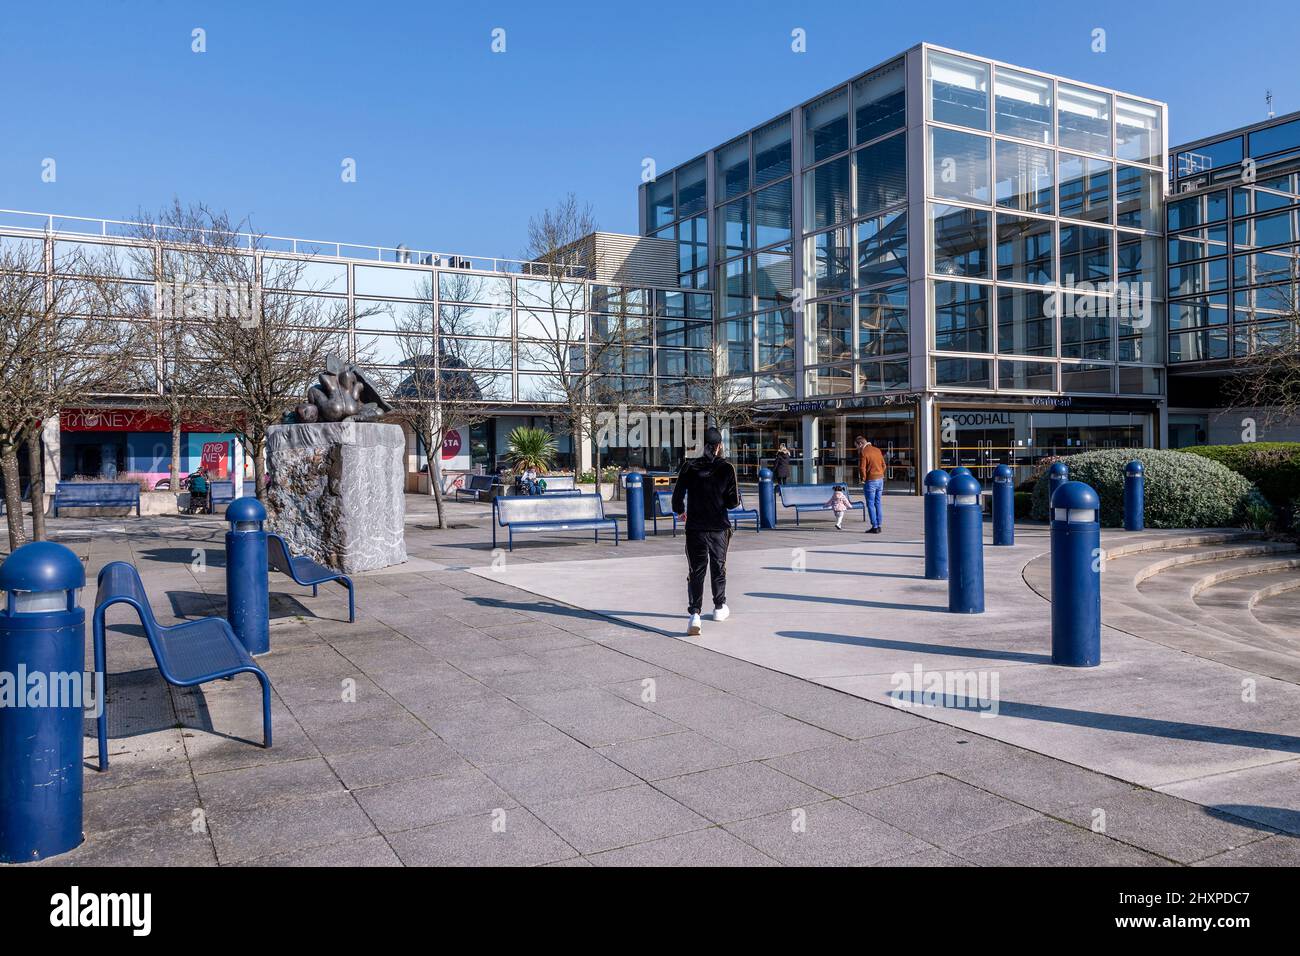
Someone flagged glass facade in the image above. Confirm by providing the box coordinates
[1168,111,1300,368]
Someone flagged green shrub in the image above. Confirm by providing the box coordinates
[1179,443,1300,513]
[1013,491,1033,518]
[1029,448,1258,528]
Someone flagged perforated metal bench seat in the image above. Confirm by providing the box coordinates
[92,560,272,770]
[455,475,496,501]
[492,493,618,551]
[209,479,236,507]
[267,533,355,622]
[652,489,760,536]
[538,474,577,493]
[777,483,866,525]
[53,481,141,516]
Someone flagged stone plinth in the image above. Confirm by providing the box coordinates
[265,422,407,573]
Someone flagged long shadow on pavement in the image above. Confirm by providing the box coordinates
[777,629,1051,664]
[747,591,949,614]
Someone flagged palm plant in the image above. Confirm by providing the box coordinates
[505,426,557,474]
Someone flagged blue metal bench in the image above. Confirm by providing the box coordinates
[538,474,577,494]
[209,479,236,509]
[267,533,355,622]
[455,474,496,501]
[492,493,618,551]
[91,561,272,771]
[652,489,760,535]
[777,483,865,526]
[53,481,140,516]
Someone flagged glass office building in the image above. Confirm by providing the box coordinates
[641,43,1168,488]
[0,211,712,481]
[1166,110,1300,445]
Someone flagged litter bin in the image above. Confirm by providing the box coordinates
[0,541,87,862]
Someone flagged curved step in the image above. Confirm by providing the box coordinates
[1135,552,1300,644]
[1253,588,1300,634]
[1195,565,1300,618]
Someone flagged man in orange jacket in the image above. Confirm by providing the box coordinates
[855,435,886,534]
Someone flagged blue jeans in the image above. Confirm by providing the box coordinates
[863,479,884,528]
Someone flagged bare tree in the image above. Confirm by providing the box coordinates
[520,194,642,495]
[682,341,759,436]
[121,202,218,493]
[0,242,134,549]
[163,204,346,499]
[381,273,493,529]
[1223,283,1300,427]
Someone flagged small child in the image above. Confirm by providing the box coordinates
[826,483,851,529]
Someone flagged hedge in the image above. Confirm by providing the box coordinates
[1178,443,1300,514]
[1030,448,1259,528]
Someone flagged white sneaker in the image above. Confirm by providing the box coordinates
[712,605,730,622]
[687,613,702,636]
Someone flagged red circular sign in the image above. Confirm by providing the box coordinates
[441,430,462,460]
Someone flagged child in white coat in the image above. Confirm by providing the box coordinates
[826,483,852,529]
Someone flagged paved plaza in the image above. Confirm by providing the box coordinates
[15,491,1300,867]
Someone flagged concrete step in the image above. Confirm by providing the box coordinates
[1253,587,1300,635]
[1135,551,1300,646]
[1195,565,1300,627]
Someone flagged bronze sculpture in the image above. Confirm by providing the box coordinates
[289,354,392,424]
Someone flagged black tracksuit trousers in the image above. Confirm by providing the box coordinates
[685,528,731,615]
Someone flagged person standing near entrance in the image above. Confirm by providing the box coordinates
[672,427,739,636]
[772,443,792,490]
[856,435,886,534]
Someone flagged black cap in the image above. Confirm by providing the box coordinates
[704,427,723,447]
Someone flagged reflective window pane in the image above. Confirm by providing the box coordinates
[859,284,909,357]
[815,297,853,363]
[995,140,1053,214]
[997,287,1054,356]
[755,179,793,247]
[805,88,850,164]
[1059,224,1112,285]
[717,137,750,200]
[807,228,852,297]
[804,154,851,230]
[933,356,991,388]
[996,214,1054,285]
[933,280,990,352]
[856,209,908,287]
[999,359,1055,390]
[719,196,751,259]
[1060,362,1113,392]
[1115,165,1160,231]
[754,116,792,185]
[676,158,707,218]
[856,133,907,217]
[1059,154,1112,223]
[855,59,906,144]
[929,127,991,204]
[928,50,989,131]
[1116,98,1161,166]
[1058,83,1112,155]
[994,68,1053,144]
[930,203,990,279]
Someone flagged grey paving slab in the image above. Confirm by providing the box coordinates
[241,836,401,867]
[1056,788,1276,863]
[597,731,746,781]
[702,713,845,760]
[33,822,217,868]
[303,711,438,757]
[723,799,929,866]
[481,746,640,805]
[351,769,516,834]
[512,687,682,747]
[208,791,378,864]
[872,847,976,866]
[762,739,934,798]
[326,738,474,790]
[433,719,585,765]
[1156,758,1300,836]
[844,774,1041,848]
[195,756,344,813]
[947,816,1173,866]
[655,761,825,824]
[387,808,578,866]
[83,775,200,834]
[587,827,778,867]
[1193,834,1300,866]
[528,784,710,855]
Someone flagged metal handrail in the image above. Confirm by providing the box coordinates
[0,207,581,277]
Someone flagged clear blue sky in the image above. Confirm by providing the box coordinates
[2,0,1295,260]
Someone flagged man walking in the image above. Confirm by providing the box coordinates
[672,427,739,636]
[856,435,886,534]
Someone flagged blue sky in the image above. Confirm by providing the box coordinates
[2,0,1295,259]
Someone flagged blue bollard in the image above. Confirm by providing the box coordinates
[1048,460,1069,505]
[1050,481,1102,667]
[950,466,972,479]
[1124,460,1145,532]
[757,467,777,529]
[946,473,985,614]
[226,496,270,656]
[992,463,1015,547]
[923,469,949,580]
[625,472,645,541]
[0,542,86,862]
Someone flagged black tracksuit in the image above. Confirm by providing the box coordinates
[671,449,740,614]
